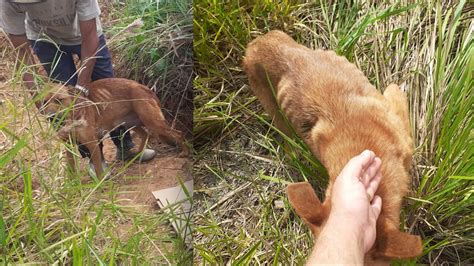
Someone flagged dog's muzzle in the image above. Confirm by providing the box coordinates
[47,111,67,129]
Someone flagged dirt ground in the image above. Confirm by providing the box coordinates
[102,137,192,210]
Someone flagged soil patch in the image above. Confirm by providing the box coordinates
[102,136,192,211]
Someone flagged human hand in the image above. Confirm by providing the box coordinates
[330,150,383,253]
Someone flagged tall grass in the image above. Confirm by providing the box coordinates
[107,0,194,137]
[1,83,188,264]
[193,0,473,264]
[0,1,193,263]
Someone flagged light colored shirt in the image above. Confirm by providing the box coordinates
[0,0,102,45]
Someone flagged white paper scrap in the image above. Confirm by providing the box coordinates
[152,180,193,247]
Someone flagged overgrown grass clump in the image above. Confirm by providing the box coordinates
[193,0,473,264]
[107,0,194,137]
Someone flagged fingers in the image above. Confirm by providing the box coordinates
[366,171,382,202]
[358,150,375,170]
[340,150,375,182]
[361,157,381,187]
[371,195,382,220]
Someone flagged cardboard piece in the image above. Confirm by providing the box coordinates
[152,180,193,247]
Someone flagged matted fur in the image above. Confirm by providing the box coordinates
[243,30,422,263]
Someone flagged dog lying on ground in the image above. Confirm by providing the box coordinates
[243,30,422,263]
[40,78,189,178]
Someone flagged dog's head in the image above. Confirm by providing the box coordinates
[36,84,76,126]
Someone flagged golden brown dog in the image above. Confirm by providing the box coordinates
[41,78,189,178]
[243,30,422,262]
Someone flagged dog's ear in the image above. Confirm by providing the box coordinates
[287,182,329,235]
[65,85,76,95]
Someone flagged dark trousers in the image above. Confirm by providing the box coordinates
[31,35,133,157]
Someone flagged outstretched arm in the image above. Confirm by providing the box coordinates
[307,150,383,265]
[2,1,36,91]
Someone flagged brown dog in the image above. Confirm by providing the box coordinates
[243,30,422,262]
[41,78,189,178]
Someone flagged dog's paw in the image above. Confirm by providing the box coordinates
[287,182,329,235]
[375,230,423,259]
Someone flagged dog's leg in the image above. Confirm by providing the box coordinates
[65,147,76,173]
[247,67,295,138]
[383,84,410,132]
[139,115,189,157]
[133,99,189,157]
[62,137,77,173]
[82,140,104,178]
[383,84,412,145]
[287,182,330,236]
[374,216,423,259]
[133,126,149,153]
[383,84,414,169]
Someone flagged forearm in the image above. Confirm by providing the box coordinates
[77,34,98,86]
[77,18,99,86]
[307,216,365,265]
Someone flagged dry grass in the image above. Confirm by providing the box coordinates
[106,0,194,138]
[193,0,473,264]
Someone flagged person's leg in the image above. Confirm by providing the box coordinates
[31,40,90,158]
[30,40,78,85]
[90,35,115,80]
